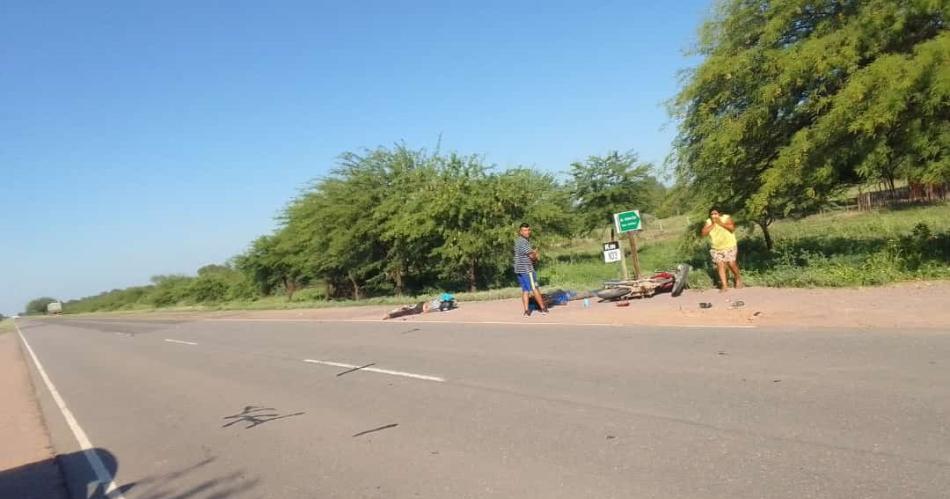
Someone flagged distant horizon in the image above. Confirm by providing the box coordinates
[1,0,711,314]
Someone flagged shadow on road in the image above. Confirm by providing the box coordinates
[0,447,131,499]
[1,448,259,499]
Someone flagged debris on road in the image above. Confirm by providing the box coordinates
[352,423,398,438]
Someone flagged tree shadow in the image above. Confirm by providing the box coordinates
[1,448,259,499]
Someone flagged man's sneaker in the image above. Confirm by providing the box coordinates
[539,309,549,316]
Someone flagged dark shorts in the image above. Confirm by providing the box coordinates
[516,272,539,292]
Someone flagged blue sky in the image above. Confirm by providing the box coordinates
[0,0,711,315]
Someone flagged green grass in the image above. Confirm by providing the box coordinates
[544,203,950,291]
[63,287,531,317]
[0,319,15,334]
[62,203,950,315]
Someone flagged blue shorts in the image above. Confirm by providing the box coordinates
[516,272,539,292]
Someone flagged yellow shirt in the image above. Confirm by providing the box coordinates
[705,214,737,250]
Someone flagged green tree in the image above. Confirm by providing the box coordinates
[25,297,58,315]
[148,275,193,307]
[672,0,948,249]
[190,264,254,303]
[569,151,660,234]
[235,232,310,300]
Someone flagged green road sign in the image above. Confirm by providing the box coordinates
[614,210,642,233]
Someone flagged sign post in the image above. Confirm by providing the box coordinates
[602,240,629,280]
[613,210,643,279]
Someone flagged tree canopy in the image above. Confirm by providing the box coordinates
[25,297,58,315]
[672,0,948,248]
[569,151,664,233]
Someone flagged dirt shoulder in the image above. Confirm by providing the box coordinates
[69,280,950,330]
[0,328,67,498]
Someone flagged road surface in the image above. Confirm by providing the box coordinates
[13,316,950,498]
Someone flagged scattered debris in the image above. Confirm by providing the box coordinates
[401,328,421,335]
[717,351,728,356]
[606,435,616,440]
[730,300,745,309]
[616,301,630,307]
[699,302,713,309]
[352,423,399,438]
[772,379,782,383]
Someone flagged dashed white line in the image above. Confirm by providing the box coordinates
[15,321,127,499]
[164,338,198,346]
[303,359,445,383]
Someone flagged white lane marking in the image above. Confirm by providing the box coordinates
[15,321,127,499]
[207,317,756,328]
[164,339,198,345]
[303,359,445,382]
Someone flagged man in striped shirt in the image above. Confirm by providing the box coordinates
[514,223,549,316]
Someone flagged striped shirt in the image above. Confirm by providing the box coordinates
[513,236,534,274]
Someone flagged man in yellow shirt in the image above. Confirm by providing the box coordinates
[701,208,743,291]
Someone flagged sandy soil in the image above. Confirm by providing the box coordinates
[107,280,950,330]
[0,331,67,498]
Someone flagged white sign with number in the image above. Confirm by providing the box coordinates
[603,249,622,263]
[602,241,622,263]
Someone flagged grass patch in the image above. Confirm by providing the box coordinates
[541,203,950,291]
[0,319,15,334]
[63,287,530,317]
[62,203,950,315]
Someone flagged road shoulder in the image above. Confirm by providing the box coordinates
[0,329,68,499]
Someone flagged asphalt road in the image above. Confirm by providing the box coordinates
[14,316,950,498]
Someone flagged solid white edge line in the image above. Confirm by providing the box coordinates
[302,359,445,382]
[14,320,127,499]
[163,338,198,345]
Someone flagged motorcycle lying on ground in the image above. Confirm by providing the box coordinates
[595,263,691,302]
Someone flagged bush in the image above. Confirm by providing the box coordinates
[25,297,58,315]
[189,275,229,303]
[148,275,193,307]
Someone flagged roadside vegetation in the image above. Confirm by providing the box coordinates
[49,203,950,315]
[25,0,948,315]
